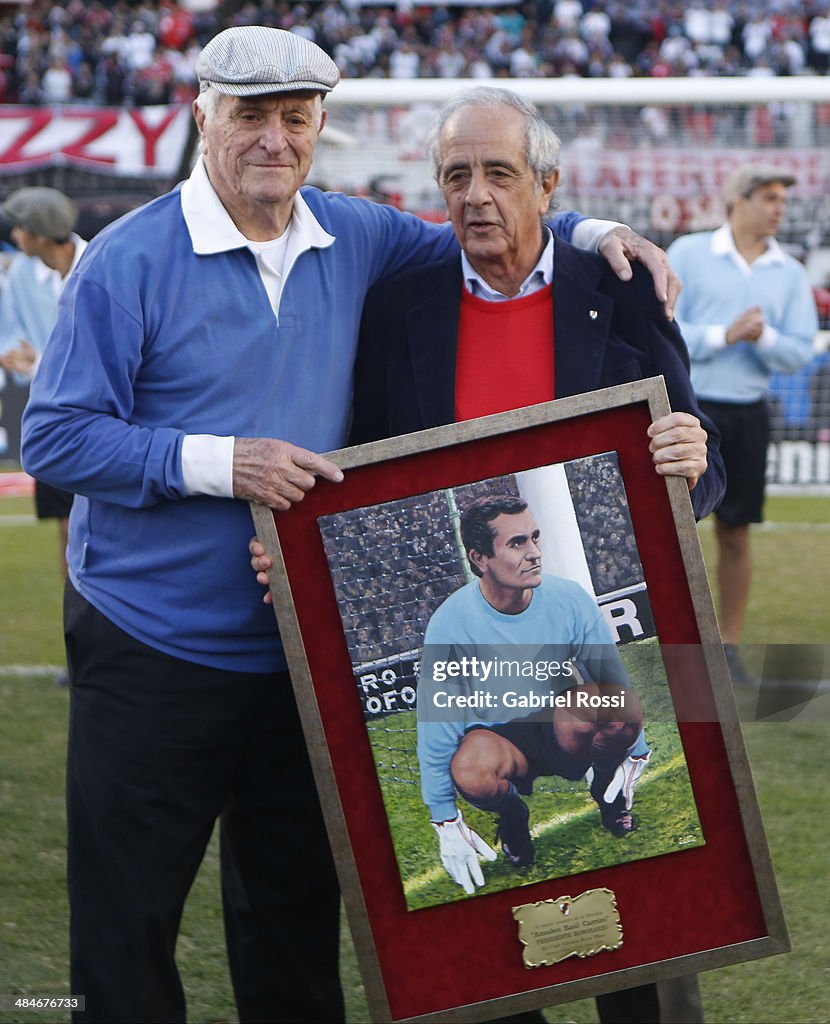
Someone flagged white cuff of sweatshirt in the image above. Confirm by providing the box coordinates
[571,218,626,252]
[181,434,235,498]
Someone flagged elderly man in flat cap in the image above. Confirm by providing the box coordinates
[668,164,817,687]
[23,26,681,1023]
[0,188,86,682]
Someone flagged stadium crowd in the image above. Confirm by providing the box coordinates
[319,492,467,665]
[565,454,644,598]
[1,0,829,105]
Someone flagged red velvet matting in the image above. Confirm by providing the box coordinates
[274,403,767,1020]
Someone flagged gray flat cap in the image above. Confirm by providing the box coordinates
[0,187,77,239]
[723,163,796,202]
[196,26,339,96]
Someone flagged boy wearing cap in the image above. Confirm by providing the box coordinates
[22,25,683,1024]
[0,187,84,383]
[667,165,817,684]
[0,188,86,639]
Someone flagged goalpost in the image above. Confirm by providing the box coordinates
[313,76,830,490]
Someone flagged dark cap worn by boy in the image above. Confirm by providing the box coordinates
[0,187,78,240]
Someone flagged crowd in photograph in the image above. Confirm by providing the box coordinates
[319,492,467,665]
[565,455,644,599]
[1,0,829,107]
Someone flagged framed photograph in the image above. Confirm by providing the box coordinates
[251,378,788,1023]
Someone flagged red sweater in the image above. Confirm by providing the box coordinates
[455,283,554,421]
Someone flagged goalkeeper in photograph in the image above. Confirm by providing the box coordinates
[418,494,649,896]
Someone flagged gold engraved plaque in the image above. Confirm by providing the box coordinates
[512,888,623,969]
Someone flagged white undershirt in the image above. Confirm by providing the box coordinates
[246,226,292,315]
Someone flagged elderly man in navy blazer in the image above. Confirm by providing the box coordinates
[351,87,723,526]
[350,87,719,1024]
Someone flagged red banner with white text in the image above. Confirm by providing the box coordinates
[0,105,191,176]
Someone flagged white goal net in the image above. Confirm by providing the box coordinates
[314,77,830,489]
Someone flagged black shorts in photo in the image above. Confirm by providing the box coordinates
[467,718,589,789]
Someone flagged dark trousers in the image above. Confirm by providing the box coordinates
[494,983,660,1023]
[597,984,660,1022]
[64,584,343,1024]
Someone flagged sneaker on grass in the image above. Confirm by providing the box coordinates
[724,643,756,686]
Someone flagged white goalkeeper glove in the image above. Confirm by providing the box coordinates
[431,811,498,894]
[594,751,652,810]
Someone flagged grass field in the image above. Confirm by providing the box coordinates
[0,492,827,1023]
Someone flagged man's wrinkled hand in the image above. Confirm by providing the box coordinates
[648,412,708,491]
[432,811,498,894]
[233,437,343,510]
[598,226,681,321]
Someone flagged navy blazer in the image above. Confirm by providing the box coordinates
[351,236,725,519]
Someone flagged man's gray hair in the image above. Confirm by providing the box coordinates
[195,83,222,120]
[428,87,561,204]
